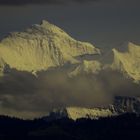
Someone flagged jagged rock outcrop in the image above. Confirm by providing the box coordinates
[114,96,140,114]
[0,20,100,75]
[111,42,140,83]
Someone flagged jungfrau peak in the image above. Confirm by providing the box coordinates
[0,20,100,75]
[112,42,140,83]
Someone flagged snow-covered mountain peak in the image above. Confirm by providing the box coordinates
[112,42,140,83]
[39,20,67,36]
[0,20,100,75]
[41,20,51,26]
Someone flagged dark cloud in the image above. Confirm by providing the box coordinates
[0,0,99,5]
[0,66,139,119]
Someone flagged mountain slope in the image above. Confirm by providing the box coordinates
[44,107,115,121]
[112,42,140,83]
[69,60,102,77]
[43,96,140,121]
[114,96,140,113]
[0,20,100,75]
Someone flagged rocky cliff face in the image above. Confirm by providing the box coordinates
[44,107,115,121]
[0,20,100,75]
[114,96,140,114]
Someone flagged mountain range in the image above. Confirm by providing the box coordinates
[0,20,140,119]
[43,96,140,121]
[0,20,140,82]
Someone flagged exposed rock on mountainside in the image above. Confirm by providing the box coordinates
[44,107,114,121]
[114,96,140,114]
[0,20,100,75]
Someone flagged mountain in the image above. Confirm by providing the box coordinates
[43,96,140,121]
[111,42,140,83]
[68,42,140,81]
[69,60,102,77]
[44,107,115,121]
[0,20,140,120]
[114,96,140,114]
[0,20,100,75]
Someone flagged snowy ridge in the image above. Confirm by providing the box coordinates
[112,42,140,83]
[46,107,115,121]
[0,20,100,75]
[65,107,114,120]
[44,96,140,121]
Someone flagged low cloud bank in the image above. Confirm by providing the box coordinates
[0,68,139,118]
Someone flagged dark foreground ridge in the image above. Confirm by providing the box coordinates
[0,113,140,140]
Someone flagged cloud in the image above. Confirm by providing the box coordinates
[0,66,139,119]
[0,0,100,5]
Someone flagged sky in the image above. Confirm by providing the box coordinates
[0,0,140,48]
